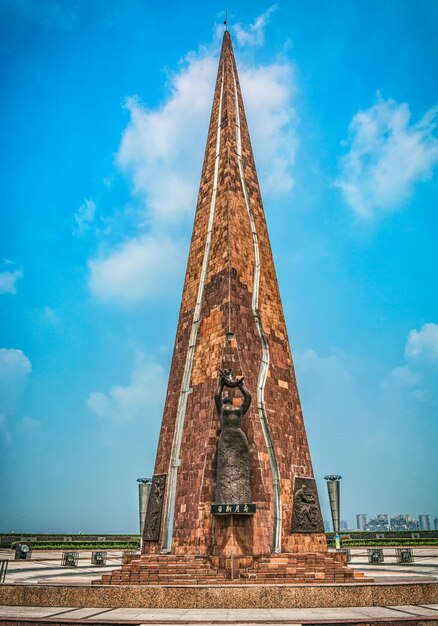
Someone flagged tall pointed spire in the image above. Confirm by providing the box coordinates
[95,29,365,587]
[139,30,325,557]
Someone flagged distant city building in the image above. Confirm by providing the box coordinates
[434,517,438,531]
[356,513,367,530]
[419,514,431,531]
[364,514,389,531]
[390,514,419,531]
[340,519,349,531]
[324,520,331,532]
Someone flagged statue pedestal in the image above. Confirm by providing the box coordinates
[212,512,256,557]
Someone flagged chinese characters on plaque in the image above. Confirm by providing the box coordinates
[211,503,256,515]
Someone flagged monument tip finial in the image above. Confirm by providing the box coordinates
[223,8,228,32]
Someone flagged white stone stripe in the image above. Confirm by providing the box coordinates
[232,66,283,554]
[161,69,225,553]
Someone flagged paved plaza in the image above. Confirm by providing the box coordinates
[1,548,438,623]
[1,603,438,623]
[2,548,438,586]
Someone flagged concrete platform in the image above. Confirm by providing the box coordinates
[1,579,438,610]
[1,548,437,613]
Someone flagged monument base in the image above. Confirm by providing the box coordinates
[92,551,367,586]
[2,580,438,610]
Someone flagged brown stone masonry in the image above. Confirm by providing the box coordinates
[139,29,326,559]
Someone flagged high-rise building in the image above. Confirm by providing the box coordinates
[323,520,331,532]
[390,514,419,531]
[364,514,389,531]
[419,514,431,531]
[356,513,367,530]
[340,520,349,531]
[434,517,438,531]
[95,28,362,586]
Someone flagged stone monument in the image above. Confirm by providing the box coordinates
[96,29,363,585]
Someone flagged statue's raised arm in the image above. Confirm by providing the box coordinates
[239,380,251,415]
[214,374,225,415]
[215,369,251,416]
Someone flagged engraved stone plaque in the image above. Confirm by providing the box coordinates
[290,477,324,533]
[211,503,256,515]
[143,474,166,541]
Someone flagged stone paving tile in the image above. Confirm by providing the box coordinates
[52,607,117,619]
[177,610,229,621]
[352,605,422,617]
[226,608,273,621]
[268,607,364,619]
[99,608,156,619]
[0,605,72,617]
[274,606,397,621]
[131,609,192,621]
[388,605,438,617]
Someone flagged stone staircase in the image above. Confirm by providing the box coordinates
[93,552,369,586]
[238,552,367,584]
[93,554,227,586]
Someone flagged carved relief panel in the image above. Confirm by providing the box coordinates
[290,477,324,533]
[143,474,166,541]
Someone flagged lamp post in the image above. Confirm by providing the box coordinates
[324,475,342,550]
[137,478,152,536]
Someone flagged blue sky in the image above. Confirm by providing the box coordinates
[1,0,437,533]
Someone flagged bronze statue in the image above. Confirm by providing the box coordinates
[215,369,252,503]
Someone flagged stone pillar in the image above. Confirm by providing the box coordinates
[137,478,151,536]
[325,475,342,549]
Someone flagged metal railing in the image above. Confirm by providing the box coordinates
[91,551,107,566]
[61,552,79,567]
[367,548,384,563]
[396,548,414,563]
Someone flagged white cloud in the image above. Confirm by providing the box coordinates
[116,38,296,219]
[299,348,354,389]
[0,414,12,444]
[240,63,296,195]
[233,5,277,47]
[385,365,422,388]
[87,358,166,424]
[73,198,96,236]
[0,348,32,421]
[21,416,41,430]
[382,323,438,402]
[296,339,438,519]
[91,21,296,304]
[405,322,438,362]
[296,347,370,431]
[337,96,438,218]
[88,234,186,304]
[0,348,32,379]
[0,262,23,295]
[117,55,217,223]
[43,306,61,325]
